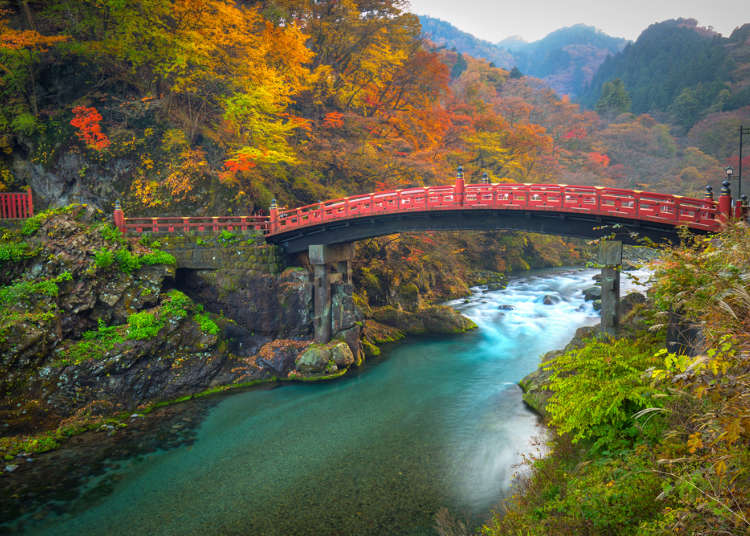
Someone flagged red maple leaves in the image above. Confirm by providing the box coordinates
[70,106,110,151]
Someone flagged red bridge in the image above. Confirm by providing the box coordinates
[112,171,742,253]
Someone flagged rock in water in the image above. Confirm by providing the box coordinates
[583,286,601,301]
[295,345,331,374]
[331,341,354,368]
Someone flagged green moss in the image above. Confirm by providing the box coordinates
[194,312,219,335]
[59,318,126,365]
[162,289,191,320]
[126,311,163,340]
[20,205,76,236]
[139,249,176,266]
[0,271,72,305]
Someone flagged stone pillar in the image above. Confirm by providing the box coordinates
[598,239,622,337]
[308,243,355,343]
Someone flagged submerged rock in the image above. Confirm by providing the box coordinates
[542,295,560,305]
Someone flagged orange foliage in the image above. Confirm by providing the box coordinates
[70,106,110,151]
[322,112,344,129]
[224,154,257,174]
[587,151,610,168]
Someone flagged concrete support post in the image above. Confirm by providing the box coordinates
[308,243,355,343]
[312,263,331,343]
[598,239,623,337]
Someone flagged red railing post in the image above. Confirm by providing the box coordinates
[719,180,733,222]
[455,165,465,207]
[26,186,33,217]
[113,200,125,233]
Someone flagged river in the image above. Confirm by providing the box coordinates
[20,267,634,536]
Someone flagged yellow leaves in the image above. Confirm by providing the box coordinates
[687,432,703,454]
[131,179,163,208]
[714,459,727,478]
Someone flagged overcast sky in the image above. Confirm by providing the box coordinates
[406,0,750,43]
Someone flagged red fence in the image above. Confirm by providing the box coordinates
[269,183,722,235]
[0,187,33,219]
[115,214,268,234]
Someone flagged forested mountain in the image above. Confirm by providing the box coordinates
[417,16,515,68]
[582,19,750,130]
[419,16,627,98]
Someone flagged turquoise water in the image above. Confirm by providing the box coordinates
[24,268,611,536]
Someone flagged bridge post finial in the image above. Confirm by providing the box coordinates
[113,200,124,233]
[455,165,465,206]
[482,172,489,184]
[704,185,713,201]
[719,180,732,221]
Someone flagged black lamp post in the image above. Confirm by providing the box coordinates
[739,125,750,200]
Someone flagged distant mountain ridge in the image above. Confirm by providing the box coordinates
[418,16,628,97]
[580,18,750,129]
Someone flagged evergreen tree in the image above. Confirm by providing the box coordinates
[595,79,631,117]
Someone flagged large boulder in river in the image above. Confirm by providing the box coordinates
[371,305,477,335]
[295,345,332,374]
[294,340,356,376]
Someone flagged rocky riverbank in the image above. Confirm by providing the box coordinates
[0,206,482,467]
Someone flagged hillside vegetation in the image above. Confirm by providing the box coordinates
[482,224,750,535]
[582,19,750,131]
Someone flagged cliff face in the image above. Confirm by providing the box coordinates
[0,209,326,445]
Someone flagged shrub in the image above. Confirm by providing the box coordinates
[217,230,237,244]
[97,222,125,244]
[94,248,115,269]
[544,335,664,451]
[114,248,140,273]
[0,241,30,263]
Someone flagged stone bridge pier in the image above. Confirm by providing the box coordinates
[308,243,357,343]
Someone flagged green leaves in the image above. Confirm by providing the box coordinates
[544,335,663,450]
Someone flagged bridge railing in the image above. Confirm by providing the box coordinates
[112,181,724,237]
[271,182,722,234]
[118,215,269,235]
[0,187,33,219]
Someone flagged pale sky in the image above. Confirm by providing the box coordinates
[407,0,750,43]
